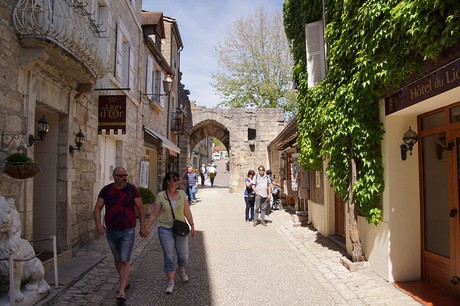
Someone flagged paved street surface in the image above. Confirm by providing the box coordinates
[42,164,420,306]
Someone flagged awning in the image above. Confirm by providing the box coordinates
[144,127,180,154]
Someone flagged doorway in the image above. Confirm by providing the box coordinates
[33,110,58,253]
[335,194,346,238]
[420,104,460,296]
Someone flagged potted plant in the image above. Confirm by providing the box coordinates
[3,152,40,179]
[138,187,156,216]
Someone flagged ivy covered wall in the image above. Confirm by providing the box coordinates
[283,0,460,224]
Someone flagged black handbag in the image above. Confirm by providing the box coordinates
[166,191,190,237]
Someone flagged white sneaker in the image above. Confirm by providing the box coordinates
[178,269,189,282]
[165,282,174,294]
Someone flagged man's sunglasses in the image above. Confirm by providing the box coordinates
[115,174,128,178]
[172,178,180,182]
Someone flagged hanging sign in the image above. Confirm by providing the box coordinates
[98,95,126,134]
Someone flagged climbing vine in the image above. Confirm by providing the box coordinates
[284,0,460,224]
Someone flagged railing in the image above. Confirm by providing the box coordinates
[12,0,106,79]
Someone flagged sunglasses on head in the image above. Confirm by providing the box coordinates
[115,174,128,178]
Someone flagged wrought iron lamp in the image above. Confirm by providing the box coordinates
[1,115,49,150]
[400,127,419,161]
[69,129,85,156]
[28,115,50,146]
[141,75,173,99]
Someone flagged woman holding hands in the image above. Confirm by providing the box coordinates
[145,172,195,294]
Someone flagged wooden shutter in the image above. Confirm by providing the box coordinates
[305,20,326,87]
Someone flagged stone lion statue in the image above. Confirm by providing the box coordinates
[0,195,50,303]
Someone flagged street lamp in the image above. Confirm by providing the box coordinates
[141,75,173,100]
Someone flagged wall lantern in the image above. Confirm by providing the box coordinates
[28,115,50,146]
[1,115,49,151]
[400,127,419,161]
[140,75,173,99]
[281,151,287,160]
[69,129,85,156]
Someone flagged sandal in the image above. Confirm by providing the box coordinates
[116,294,127,302]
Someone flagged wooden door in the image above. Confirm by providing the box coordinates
[335,194,346,237]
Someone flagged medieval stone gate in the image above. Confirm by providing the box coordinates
[178,106,286,193]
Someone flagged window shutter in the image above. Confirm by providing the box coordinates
[305,20,326,87]
[160,74,165,108]
[146,56,153,99]
[115,23,122,81]
[129,47,135,89]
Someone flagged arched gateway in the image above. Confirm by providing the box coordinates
[179,106,286,193]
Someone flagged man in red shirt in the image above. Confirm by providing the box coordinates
[94,167,147,302]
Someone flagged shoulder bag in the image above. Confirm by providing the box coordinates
[166,191,190,237]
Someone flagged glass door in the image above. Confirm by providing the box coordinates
[421,131,452,290]
[420,107,460,295]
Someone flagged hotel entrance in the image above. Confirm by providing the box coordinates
[420,103,460,295]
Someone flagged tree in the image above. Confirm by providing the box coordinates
[211,6,296,116]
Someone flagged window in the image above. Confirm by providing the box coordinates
[115,22,134,89]
[248,128,256,140]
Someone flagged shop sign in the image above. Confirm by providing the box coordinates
[385,58,460,115]
[139,161,149,188]
[98,95,126,134]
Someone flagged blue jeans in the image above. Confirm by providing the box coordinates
[187,185,196,201]
[244,196,255,221]
[158,226,189,272]
[254,195,268,221]
[106,228,135,262]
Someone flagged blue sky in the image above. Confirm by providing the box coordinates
[142,0,285,108]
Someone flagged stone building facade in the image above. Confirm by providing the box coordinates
[0,1,183,257]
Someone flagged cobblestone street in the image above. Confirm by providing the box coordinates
[43,180,420,306]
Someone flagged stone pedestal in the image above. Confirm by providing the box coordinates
[0,285,48,306]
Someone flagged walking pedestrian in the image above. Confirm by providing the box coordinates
[145,172,196,294]
[244,170,256,222]
[208,164,217,187]
[93,167,147,303]
[184,166,198,204]
[252,166,272,227]
[200,163,206,186]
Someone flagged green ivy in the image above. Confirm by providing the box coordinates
[284,0,460,224]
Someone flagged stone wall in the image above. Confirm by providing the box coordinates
[186,106,286,192]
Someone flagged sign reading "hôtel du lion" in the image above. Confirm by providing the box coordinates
[385,58,460,115]
[98,95,126,134]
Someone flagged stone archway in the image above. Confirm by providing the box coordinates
[189,119,229,153]
[179,106,286,192]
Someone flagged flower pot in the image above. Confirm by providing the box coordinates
[3,162,40,179]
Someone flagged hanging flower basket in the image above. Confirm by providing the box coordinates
[3,152,40,179]
[3,162,40,179]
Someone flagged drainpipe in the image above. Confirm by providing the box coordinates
[176,46,183,173]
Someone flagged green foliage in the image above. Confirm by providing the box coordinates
[211,6,297,115]
[284,0,460,224]
[139,187,155,204]
[5,152,35,164]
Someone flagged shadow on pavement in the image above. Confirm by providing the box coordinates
[123,229,212,306]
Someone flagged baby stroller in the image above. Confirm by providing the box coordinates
[271,185,281,210]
